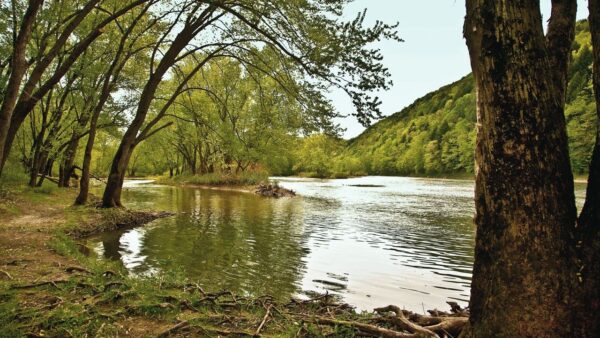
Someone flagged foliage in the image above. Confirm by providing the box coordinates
[341,20,596,176]
[292,134,365,178]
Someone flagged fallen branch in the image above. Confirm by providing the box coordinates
[0,269,13,280]
[307,316,421,338]
[255,304,272,336]
[65,266,91,274]
[36,174,60,185]
[157,320,189,338]
[375,305,438,337]
[11,279,69,289]
[424,317,468,337]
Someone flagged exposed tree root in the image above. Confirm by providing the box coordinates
[255,304,272,336]
[0,269,13,280]
[156,320,189,338]
[65,266,91,274]
[308,316,421,338]
[11,279,69,289]
[375,305,438,337]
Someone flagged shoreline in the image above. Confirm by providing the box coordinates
[157,177,297,197]
[0,186,465,337]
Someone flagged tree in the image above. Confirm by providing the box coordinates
[101,0,399,207]
[462,1,582,336]
[576,0,600,334]
[75,0,158,205]
[293,134,344,178]
[0,0,149,174]
[0,0,44,175]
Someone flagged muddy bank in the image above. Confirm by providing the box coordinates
[67,209,174,238]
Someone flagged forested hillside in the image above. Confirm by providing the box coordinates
[342,20,596,176]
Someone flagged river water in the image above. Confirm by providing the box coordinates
[88,177,588,312]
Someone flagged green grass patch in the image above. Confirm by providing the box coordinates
[157,171,269,186]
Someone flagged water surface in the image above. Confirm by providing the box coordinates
[89,177,587,311]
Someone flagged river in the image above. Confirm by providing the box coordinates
[88,176,588,312]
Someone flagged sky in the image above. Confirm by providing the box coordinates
[334,0,590,139]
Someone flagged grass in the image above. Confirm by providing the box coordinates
[157,171,270,187]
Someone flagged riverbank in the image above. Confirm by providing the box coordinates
[0,183,467,337]
[157,173,296,197]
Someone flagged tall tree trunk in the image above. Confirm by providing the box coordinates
[75,107,101,205]
[575,0,600,335]
[0,0,44,174]
[34,151,48,187]
[101,18,204,207]
[462,1,578,337]
[60,131,81,188]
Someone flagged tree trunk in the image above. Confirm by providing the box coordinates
[0,0,44,175]
[60,131,81,187]
[75,108,102,205]
[101,19,202,207]
[575,0,600,335]
[462,1,578,337]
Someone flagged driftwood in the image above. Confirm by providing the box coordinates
[255,304,272,336]
[374,305,468,338]
[255,183,295,198]
[308,316,421,338]
[375,305,438,337]
[0,269,13,280]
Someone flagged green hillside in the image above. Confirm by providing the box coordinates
[344,20,596,177]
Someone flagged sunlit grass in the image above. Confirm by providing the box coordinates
[158,171,269,186]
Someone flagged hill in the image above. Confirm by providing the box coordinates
[343,20,596,177]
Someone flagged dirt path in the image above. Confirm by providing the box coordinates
[0,194,75,283]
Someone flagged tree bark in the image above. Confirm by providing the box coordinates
[575,0,600,335]
[462,1,578,337]
[60,129,82,187]
[0,0,44,173]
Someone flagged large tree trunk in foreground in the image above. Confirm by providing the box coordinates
[0,0,44,173]
[576,0,600,335]
[463,1,579,337]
